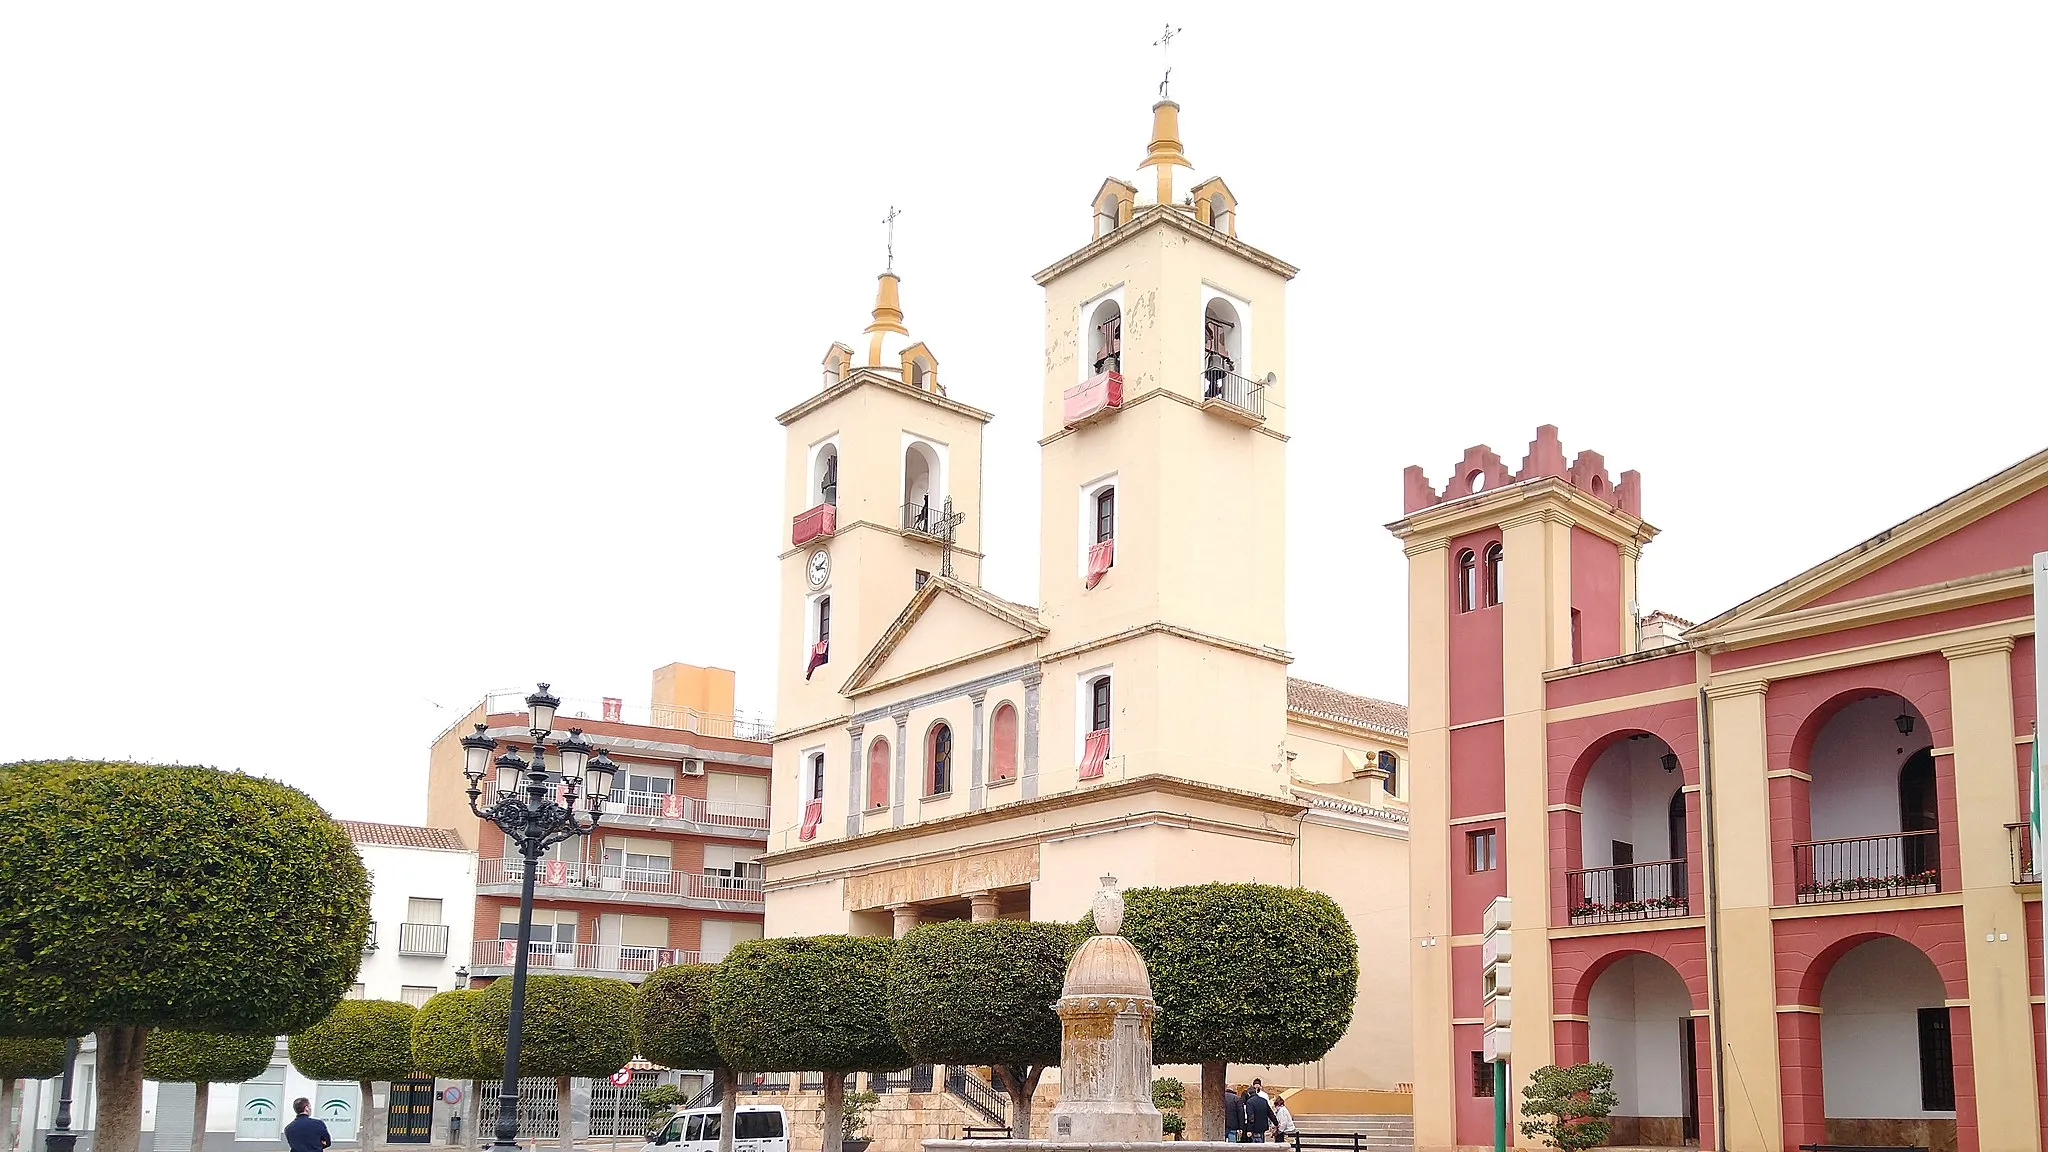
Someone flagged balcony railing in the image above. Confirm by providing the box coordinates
[1199,369,1267,423]
[604,790,771,833]
[363,922,377,953]
[902,500,941,535]
[397,922,450,957]
[483,691,772,740]
[1793,830,1940,903]
[1565,859,1689,924]
[468,939,700,976]
[479,858,765,905]
[2010,823,2039,884]
[1063,371,1124,427]
[792,502,837,546]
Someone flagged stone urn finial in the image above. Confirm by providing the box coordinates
[1093,874,1124,936]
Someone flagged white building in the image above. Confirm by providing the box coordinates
[17,823,476,1151]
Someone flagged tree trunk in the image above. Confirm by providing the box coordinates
[555,1076,573,1152]
[819,1074,844,1152]
[715,1069,736,1152]
[359,1081,379,1152]
[993,1065,1042,1140]
[1201,1062,1227,1143]
[192,1082,211,1152]
[92,1025,151,1152]
[2,1077,17,1152]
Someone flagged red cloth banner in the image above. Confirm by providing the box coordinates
[1080,729,1111,780]
[805,640,829,681]
[1085,540,1115,589]
[798,799,824,841]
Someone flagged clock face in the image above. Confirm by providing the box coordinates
[807,549,830,588]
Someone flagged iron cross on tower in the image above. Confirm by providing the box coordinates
[933,496,966,578]
[1154,24,1182,99]
[882,205,902,274]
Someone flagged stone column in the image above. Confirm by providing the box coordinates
[845,724,865,839]
[889,903,923,939]
[969,690,988,812]
[891,710,909,827]
[1021,672,1042,800]
[968,892,999,922]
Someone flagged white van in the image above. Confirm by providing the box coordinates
[643,1104,789,1152]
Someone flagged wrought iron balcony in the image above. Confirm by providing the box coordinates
[477,858,765,909]
[1565,859,1689,924]
[1793,830,1940,903]
[792,502,837,547]
[396,921,450,957]
[902,500,940,535]
[468,938,699,979]
[1198,368,1267,426]
[1063,371,1124,428]
[603,790,770,837]
[2010,823,2039,885]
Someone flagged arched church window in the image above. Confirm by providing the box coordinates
[1208,193,1232,234]
[926,723,954,796]
[1202,298,1241,399]
[867,737,890,811]
[814,444,839,507]
[1089,299,1122,376]
[989,704,1018,783]
[1095,191,1121,238]
[909,357,932,390]
[1457,550,1478,612]
[1483,543,1503,607]
[903,441,939,530]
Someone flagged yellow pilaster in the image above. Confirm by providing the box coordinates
[1405,540,1456,1152]
[1703,678,1783,1152]
[1500,513,1563,1139]
[1619,542,1642,655]
[1943,637,2038,1149]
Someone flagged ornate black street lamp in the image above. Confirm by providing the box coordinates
[460,683,617,1152]
[44,1037,79,1152]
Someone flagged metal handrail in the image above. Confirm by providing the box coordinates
[1564,858,1689,922]
[2009,822,2039,883]
[1199,368,1267,415]
[396,922,450,957]
[478,858,766,904]
[1792,830,1940,902]
[605,790,771,831]
[902,500,946,535]
[485,691,773,741]
[469,938,701,973]
[944,1067,1008,1126]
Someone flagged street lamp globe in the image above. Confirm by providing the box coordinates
[585,749,619,812]
[494,746,528,797]
[526,683,561,733]
[460,724,498,787]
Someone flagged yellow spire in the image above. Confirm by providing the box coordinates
[863,272,908,365]
[1138,100,1193,205]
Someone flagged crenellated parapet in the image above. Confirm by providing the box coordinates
[1402,424,1642,518]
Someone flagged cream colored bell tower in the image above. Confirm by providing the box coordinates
[770,271,993,833]
[1031,98,1299,797]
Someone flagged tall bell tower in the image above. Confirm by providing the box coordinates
[1030,96,1299,796]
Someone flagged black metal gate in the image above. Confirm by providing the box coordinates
[388,1079,436,1144]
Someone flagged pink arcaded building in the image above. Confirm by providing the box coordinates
[1394,425,2045,1152]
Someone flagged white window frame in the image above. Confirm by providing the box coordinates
[899,432,950,518]
[1077,472,1119,578]
[806,434,840,509]
[1199,283,1253,379]
[798,743,827,808]
[805,591,831,652]
[1073,664,1115,763]
[1076,285,1127,383]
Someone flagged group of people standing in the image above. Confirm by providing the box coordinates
[1223,1079,1297,1144]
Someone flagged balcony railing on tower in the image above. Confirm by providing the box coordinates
[2009,823,2039,885]
[1793,830,1940,903]
[1198,368,1267,424]
[1565,859,1689,923]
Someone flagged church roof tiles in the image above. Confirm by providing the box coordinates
[1285,677,1409,737]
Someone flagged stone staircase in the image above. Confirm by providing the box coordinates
[1292,1112,1415,1152]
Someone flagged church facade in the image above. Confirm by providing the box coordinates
[759,96,1414,1097]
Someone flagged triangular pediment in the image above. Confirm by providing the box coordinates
[1692,446,2048,643]
[840,577,1045,696]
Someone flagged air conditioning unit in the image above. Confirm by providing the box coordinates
[680,758,705,776]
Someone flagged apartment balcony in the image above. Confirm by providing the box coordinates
[1793,831,1940,903]
[396,921,451,958]
[467,939,700,982]
[792,502,837,547]
[2010,823,2040,885]
[1565,859,1689,925]
[363,922,377,953]
[601,791,771,840]
[1198,369,1267,427]
[1063,371,1123,428]
[477,858,765,911]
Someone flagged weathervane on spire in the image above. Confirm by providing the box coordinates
[882,205,902,274]
[1153,23,1182,99]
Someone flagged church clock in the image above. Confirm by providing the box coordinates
[807,548,831,589]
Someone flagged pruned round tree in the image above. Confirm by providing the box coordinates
[0,760,371,1152]
[0,1037,69,1152]
[887,920,1076,1137]
[289,1000,418,1151]
[144,1032,276,1152]
[411,991,493,1148]
[473,975,637,1152]
[1089,884,1358,1141]
[712,936,905,1152]
[636,966,737,1152]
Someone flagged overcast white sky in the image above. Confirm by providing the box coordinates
[4,4,2042,824]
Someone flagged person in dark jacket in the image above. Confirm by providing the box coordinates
[284,1099,331,1152]
[1223,1086,1246,1142]
[1242,1084,1275,1144]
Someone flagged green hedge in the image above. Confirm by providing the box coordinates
[0,760,371,1036]
[1088,883,1358,1066]
[712,936,905,1073]
[410,990,495,1081]
[634,965,721,1072]
[143,1032,275,1085]
[473,976,636,1080]
[887,920,1074,1068]
[289,1000,419,1083]
[0,1037,67,1080]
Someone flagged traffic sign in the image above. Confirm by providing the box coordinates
[609,1067,633,1087]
